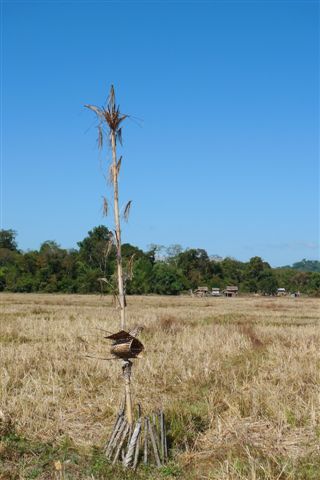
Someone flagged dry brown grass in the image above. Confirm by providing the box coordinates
[0,294,319,479]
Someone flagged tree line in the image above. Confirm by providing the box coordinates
[0,227,319,296]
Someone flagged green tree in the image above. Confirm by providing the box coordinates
[126,257,153,294]
[243,256,271,293]
[121,243,146,261]
[165,244,184,266]
[36,241,66,291]
[258,270,278,295]
[152,262,187,295]
[308,272,320,295]
[13,251,40,292]
[290,259,320,273]
[121,244,153,294]
[220,257,244,287]
[0,236,21,291]
[0,267,6,290]
[0,229,18,251]
[78,226,116,278]
[176,248,212,289]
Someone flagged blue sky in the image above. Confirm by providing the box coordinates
[1,0,319,266]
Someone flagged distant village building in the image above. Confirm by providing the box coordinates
[211,287,221,297]
[224,286,238,297]
[277,288,286,296]
[194,286,209,297]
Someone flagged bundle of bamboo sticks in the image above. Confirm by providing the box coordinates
[105,405,168,469]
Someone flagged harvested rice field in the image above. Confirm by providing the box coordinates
[0,294,319,479]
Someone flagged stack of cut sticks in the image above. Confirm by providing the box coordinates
[105,405,168,469]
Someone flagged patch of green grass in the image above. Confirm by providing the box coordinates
[158,462,182,477]
[0,426,183,480]
[202,313,255,326]
[205,451,320,480]
[0,430,80,479]
[167,395,210,450]
[285,408,297,427]
[25,468,42,479]
[167,346,269,453]
[0,333,33,344]
[293,456,320,480]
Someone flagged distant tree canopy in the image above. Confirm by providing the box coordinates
[0,229,18,251]
[283,259,320,273]
[0,227,318,296]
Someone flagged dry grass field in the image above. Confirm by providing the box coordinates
[0,293,319,479]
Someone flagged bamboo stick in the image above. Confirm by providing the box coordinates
[152,412,161,454]
[107,417,126,460]
[113,422,130,464]
[123,418,141,467]
[143,417,148,465]
[159,411,165,462]
[163,412,168,461]
[148,417,162,467]
[105,410,124,457]
[122,360,133,426]
[133,427,141,470]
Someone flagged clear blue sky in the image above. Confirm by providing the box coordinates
[1,0,319,266]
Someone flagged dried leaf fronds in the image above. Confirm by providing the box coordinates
[116,156,122,174]
[98,277,109,284]
[85,85,128,147]
[123,201,132,222]
[127,254,135,280]
[107,85,128,132]
[107,156,122,185]
[105,236,115,258]
[98,125,104,150]
[85,104,105,120]
[117,128,123,146]
[85,103,127,134]
[108,84,116,110]
[102,197,108,217]
[108,164,114,185]
[112,292,120,308]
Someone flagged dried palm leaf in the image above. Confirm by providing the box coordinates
[123,201,132,222]
[117,127,123,145]
[98,276,115,292]
[102,196,108,217]
[108,84,116,110]
[105,108,128,132]
[116,156,122,174]
[84,104,104,120]
[108,163,113,185]
[105,237,114,258]
[127,253,135,279]
[98,124,103,150]
[112,292,120,308]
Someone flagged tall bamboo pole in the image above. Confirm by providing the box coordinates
[110,129,126,330]
[107,87,132,426]
[86,85,133,426]
[110,126,133,426]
